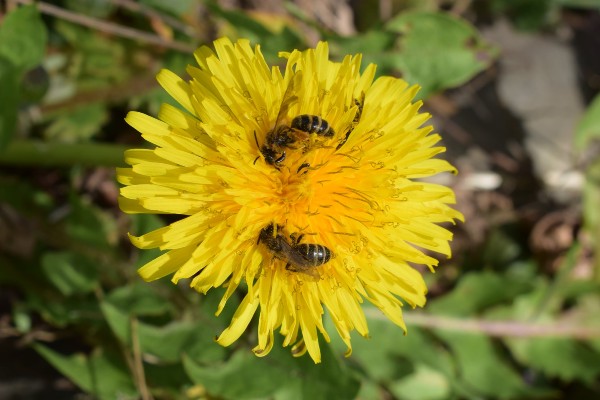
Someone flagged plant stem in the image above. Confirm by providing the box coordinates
[0,140,131,167]
[14,0,196,53]
[365,309,600,339]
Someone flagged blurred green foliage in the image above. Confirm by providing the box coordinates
[0,5,46,148]
[1,1,600,399]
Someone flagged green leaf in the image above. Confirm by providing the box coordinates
[583,160,600,248]
[144,321,226,364]
[144,363,191,396]
[54,21,129,89]
[66,194,115,251]
[428,270,533,316]
[575,93,600,150]
[44,103,109,142]
[27,293,102,328]
[184,340,360,400]
[0,5,47,70]
[334,314,455,383]
[106,283,173,317]
[435,331,548,399]
[184,351,289,400]
[34,344,138,400]
[329,30,394,55]
[481,227,524,268]
[385,12,496,98]
[355,379,383,400]
[0,56,19,150]
[491,0,552,30]
[41,252,99,295]
[329,310,493,398]
[327,30,397,75]
[494,290,600,384]
[389,364,451,400]
[509,337,600,383]
[101,302,226,363]
[12,304,32,333]
[0,176,53,211]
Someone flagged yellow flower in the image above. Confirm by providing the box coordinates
[117,38,463,363]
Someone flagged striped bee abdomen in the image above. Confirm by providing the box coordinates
[295,243,331,266]
[291,115,334,137]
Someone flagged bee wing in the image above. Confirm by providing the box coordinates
[274,71,303,127]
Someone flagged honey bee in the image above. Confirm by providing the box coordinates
[257,223,331,275]
[254,83,336,168]
[255,115,335,168]
[254,126,297,167]
[254,83,299,168]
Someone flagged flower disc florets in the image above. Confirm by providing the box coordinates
[118,38,463,363]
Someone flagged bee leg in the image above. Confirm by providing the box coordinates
[253,155,260,165]
[297,162,310,174]
[290,233,304,246]
[336,132,351,150]
[275,151,286,165]
[285,262,298,272]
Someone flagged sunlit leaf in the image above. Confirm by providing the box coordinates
[0,5,47,70]
[12,304,32,333]
[333,313,455,382]
[494,289,600,384]
[575,93,600,150]
[435,331,551,399]
[54,21,129,89]
[44,103,109,142]
[386,11,496,98]
[510,337,600,383]
[389,364,451,400]
[428,271,533,316]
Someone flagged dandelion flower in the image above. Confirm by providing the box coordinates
[118,38,463,363]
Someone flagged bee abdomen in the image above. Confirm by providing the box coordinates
[291,115,334,137]
[295,243,331,266]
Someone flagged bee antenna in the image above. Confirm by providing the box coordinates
[254,131,260,148]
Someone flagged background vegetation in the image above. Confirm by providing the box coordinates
[1,0,600,399]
